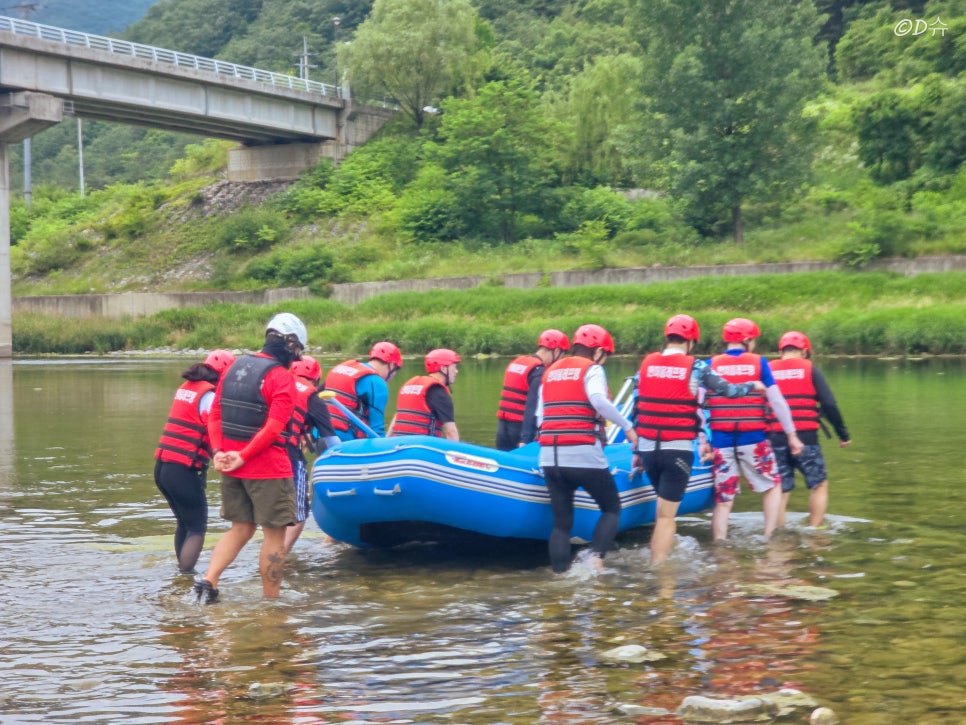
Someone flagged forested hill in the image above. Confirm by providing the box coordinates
[19,0,159,35]
[8,0,966,297]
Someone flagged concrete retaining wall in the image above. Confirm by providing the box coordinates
[13,255,966,318]
[14,287,310,319]
[327,256,966,305]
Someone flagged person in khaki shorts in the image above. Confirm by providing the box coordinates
[193,313,306,604]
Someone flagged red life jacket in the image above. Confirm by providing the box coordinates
[390,375,449,437]
[767,358,819,432]
[324,360,377,436]
[538,357,600,447]
[635,351,700,441]
[497,355,542,423]
[287,376,318,448]
[155,379,214,469]
[707,352,767,433]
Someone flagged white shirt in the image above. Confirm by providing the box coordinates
[535,363,632,469]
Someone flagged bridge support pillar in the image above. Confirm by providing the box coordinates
[227,142,327,182]
[0,92,63,358]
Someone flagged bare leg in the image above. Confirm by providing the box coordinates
[777,491,791,528]
[711,500,733,542]
[202,522,256,589]
[283,521,306,555]
[260,526,288,598]
[650,497,680,566]
[762,485,783,538]
[808,481,829,528]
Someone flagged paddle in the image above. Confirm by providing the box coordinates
[317,390,381,439]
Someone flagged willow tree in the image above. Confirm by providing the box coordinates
[631,0,827,242]
[340,0,484,127]
[551,53,644,186]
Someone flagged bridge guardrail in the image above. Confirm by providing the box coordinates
[0,14,346,99]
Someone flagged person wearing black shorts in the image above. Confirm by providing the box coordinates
[633,315,763,565]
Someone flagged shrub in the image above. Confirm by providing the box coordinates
[98,183,170,241]
[276,160,336,219]
[558,186,634,237]
[217,206,291,252]
[244,243,349,290]
[14,226,84,275]
[169,139,232,180]
[555,220,610,270]
[394,164,464,243]
[10,201,29,244]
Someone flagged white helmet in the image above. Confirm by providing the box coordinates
[266,312,307,348]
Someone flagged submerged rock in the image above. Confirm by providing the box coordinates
[616,703,672,717]
[745,583,839,601]
[676,690,820,723]
[810,707,840,724]
[677,694,776,723]
[246,682,294,700]
[600,644,667,664]
[766,689,820,716]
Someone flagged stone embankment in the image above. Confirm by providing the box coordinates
[13,255,966,319]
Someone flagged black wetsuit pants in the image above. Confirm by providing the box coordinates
[543,465,621,573]
[154,459,208,572]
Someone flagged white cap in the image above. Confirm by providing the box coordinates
[266,312,307,348]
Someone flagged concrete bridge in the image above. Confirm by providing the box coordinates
[0,15,397,357]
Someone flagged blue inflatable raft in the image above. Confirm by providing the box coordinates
[310,436,713,548]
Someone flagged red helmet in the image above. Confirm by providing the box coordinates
[664,314,700,342]
[538,328,570,351]
[425,348,461,373]
[203,349,236,376]
[722,317,761,343]
[291,354,322,381]
[574,324,615,353]
[779,331,811,352]
[370,341,403,367]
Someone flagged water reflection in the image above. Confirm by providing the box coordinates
[1,357,965,723]
[158,605,320,723]
[0,360,12,487]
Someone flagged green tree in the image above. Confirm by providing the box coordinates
[123,0,263,58]
[549,53,643,186]
[630,0,827,242]
[924,81,966,174]
[216,0,374,80]
[434,75,563,243]
[341,0,484,127]
[853,89,925,184]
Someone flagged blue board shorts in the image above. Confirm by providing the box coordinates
[771,441,828,493]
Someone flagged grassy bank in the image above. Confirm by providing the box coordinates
[13,270,966,357]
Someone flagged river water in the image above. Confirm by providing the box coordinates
[0,355,962,724]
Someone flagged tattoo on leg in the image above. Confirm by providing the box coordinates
[265,550,285,585]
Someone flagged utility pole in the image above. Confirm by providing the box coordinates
[76,117,84,196]
[2,2,39,207]
[332,17,341,91]
[294,36,317,82]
